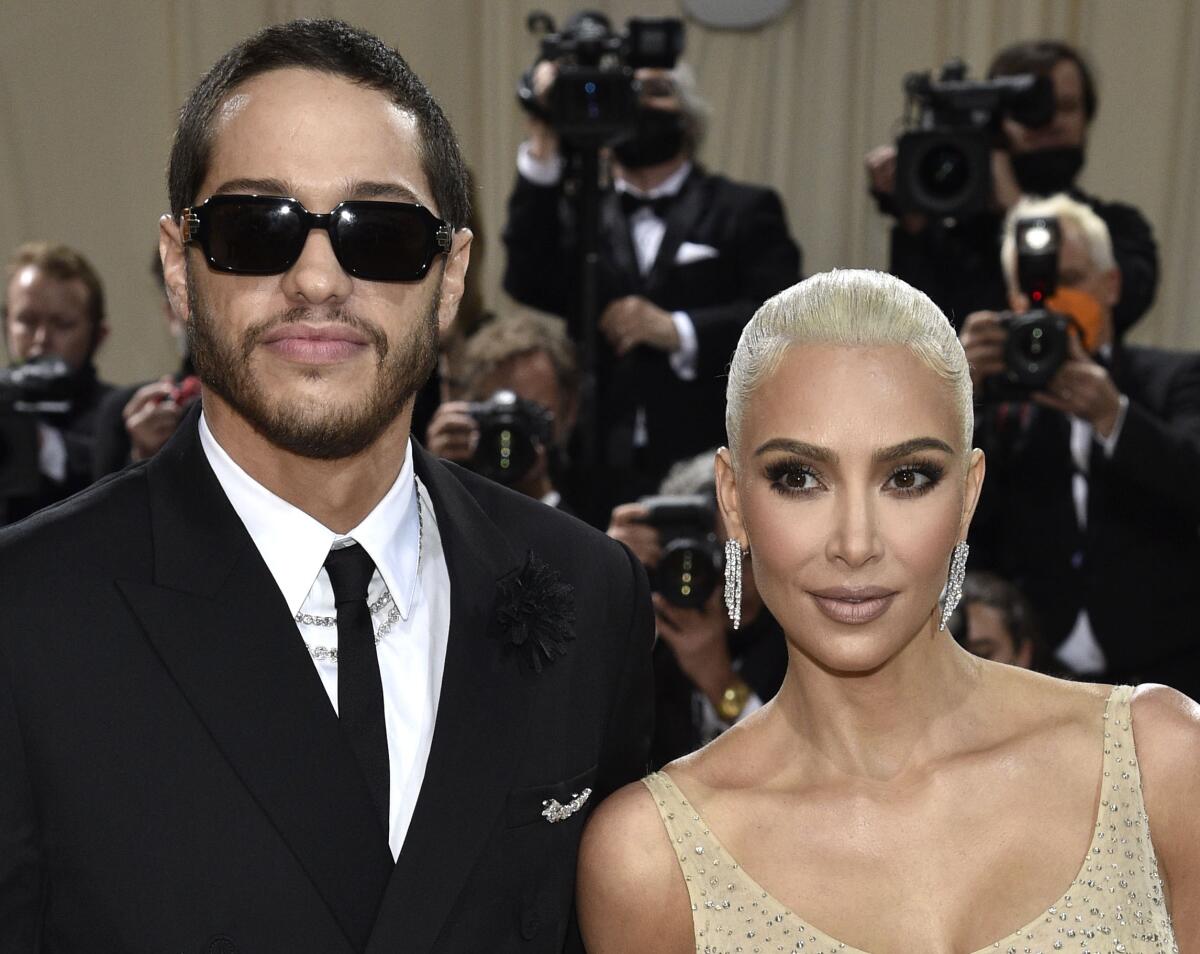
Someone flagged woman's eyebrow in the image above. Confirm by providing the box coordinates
[753,438,836,463]
[753,437,954,464]
[872,437,954,462]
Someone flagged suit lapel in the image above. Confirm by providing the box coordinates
[645,169,706,294]
[602,190,642,294]
[365,447,531,952]
[117,414,393,952]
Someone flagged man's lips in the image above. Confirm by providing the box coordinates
[259,324,370,364]
[808,586,898,625]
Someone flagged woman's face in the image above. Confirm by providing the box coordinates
[718,343,984,674]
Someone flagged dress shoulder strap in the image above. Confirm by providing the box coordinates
[1095,685,1176,943]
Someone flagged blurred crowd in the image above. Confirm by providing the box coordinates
[4,28,1198,763]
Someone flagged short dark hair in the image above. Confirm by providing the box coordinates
[2,241,106,336]
[166,19,471,228]
[988,39,1098,123]
[961,570,1044,665]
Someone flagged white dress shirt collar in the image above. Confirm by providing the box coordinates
[198,412,422,620]
[614,159,693,200]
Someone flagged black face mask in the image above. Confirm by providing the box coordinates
[1010,146,1085,196]
[611,107,687,170]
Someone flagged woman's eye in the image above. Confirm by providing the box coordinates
[767,464,820,494]
[887,466,939,494]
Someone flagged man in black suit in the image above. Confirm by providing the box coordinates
[503,49,801,512]
[963,192,1200,698]
[1,242,114,523]
[0,20,652,953]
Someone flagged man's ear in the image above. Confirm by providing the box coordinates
[159,214,190,326]
[436,228,473,338]
[715,447,748,548]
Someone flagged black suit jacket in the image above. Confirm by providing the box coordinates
[969,344,1200,692]
[0,413,653,952]
[503,167,801,500]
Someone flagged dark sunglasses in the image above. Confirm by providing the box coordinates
[181,194,453,282]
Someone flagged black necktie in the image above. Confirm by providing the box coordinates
[324,543,390,838]
[620,191,674,218]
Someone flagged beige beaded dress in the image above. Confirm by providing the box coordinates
[642,685,1177,954]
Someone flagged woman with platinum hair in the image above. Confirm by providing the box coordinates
[578,270,1196,953]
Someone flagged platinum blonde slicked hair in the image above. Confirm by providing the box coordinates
[726,269,974,458]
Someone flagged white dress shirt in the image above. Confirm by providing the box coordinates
[199,414,451,860]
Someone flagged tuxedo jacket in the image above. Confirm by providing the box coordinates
[0,414,654,953]
[969,344,1200,689]
[503,166,801,497]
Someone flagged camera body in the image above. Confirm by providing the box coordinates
[895,59,1054,218]
[637,494,722,609]
[985,216,1073,399]
[0,356,76,499]
[517,12,685,144]
[465,389,554,488]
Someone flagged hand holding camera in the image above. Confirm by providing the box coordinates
[1032,333,1122,438]
[425,400,479,464]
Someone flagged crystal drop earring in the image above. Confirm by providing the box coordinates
[724,538,745,630]
[939,540,969,632]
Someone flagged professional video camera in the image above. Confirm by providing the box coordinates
[0,355,75,499]
[465,389,555,488]
[986,215,1075,399]
[636,494,722,610]
[516,10,685,144]
[895,59,1055,218]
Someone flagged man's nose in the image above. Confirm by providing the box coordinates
[280,228,354,306]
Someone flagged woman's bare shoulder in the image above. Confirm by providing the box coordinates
[576,779,694,954]
[1129,684,1200,939]
[1129,683,1200,815]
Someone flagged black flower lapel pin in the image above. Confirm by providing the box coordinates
[495,551,576,673]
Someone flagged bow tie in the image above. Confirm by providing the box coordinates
[619,191,676,218]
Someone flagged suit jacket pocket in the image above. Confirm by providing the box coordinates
[506,764,598,829]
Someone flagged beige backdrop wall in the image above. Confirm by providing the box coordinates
[1,0,1196,385]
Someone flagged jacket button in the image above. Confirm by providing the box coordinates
[207,937,238,954]
[521,909,541,940]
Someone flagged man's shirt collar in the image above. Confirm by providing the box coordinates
[614,160,693,200]
[198,412,422,620]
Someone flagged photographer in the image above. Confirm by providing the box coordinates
[1,242,113,523]
[425,308,578,510]
[965,193,1200,698]
[867,40,1157,334]
[608,450,786,767]
[503,15,801,508]
[92,250,198,479]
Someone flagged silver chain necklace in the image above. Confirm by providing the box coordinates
[298,477,424,664]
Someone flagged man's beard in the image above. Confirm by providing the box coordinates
[186,273,439,460]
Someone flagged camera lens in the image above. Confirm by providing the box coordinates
[918,142,970,200]
[657,539,720,609]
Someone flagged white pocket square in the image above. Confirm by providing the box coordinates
[675,242,719,265]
